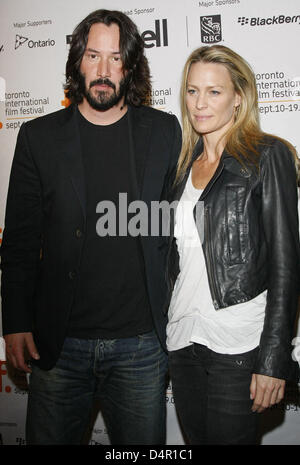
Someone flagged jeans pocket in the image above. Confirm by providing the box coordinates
[216,347,259,370]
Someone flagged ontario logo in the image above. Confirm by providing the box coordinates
[238,14,300,26]
[200,15,222,44]
[15,34,28,49]
[15,34,55,50]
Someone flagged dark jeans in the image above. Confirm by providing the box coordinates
[26,330,168,445]
[169,343,259,445]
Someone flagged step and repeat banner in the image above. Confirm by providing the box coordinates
[0,0,300,446]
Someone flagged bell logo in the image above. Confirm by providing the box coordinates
[200,15,222,44]
[142,19,168,48]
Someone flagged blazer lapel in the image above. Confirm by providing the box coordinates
[169,138,203,242]
[56,105,86,221]
[54,104,154,223]
[170,138,203,206]
[127,105,152,200]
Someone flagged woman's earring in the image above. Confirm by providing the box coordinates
[234,105,240,120]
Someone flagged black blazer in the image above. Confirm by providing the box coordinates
[1,104,182,369]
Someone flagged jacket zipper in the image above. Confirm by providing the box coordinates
[204,206,221,310]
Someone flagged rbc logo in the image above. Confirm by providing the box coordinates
[200,15,222,43]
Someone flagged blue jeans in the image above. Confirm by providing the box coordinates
[169,344,259,445]
[26,330,168,445]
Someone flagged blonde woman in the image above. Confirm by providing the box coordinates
[166,45,300,445]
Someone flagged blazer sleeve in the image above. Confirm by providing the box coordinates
[161,114,182,200]
[1,122,43,335]
[253,139,300,380]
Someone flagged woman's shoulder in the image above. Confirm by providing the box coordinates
[257,134,299,182]
[256,134,280,151]
[257,133,295,156]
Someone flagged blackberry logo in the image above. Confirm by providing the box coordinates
[238,17,249,26]
[238,15,300,26]
[200,16,222,44]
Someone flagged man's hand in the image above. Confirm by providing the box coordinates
[4,332,40,373]
[250,373,285,413]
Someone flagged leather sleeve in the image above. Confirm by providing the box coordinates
[253,140,300,380]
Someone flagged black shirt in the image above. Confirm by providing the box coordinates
[67,108,152,339]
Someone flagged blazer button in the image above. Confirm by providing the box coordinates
[76,229,82,238]
[68,271,76,280]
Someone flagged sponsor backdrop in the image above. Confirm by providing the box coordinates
[0,0,299,446]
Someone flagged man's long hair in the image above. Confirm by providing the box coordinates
[64,9,151,106]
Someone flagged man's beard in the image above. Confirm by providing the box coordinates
[78,71,128,111]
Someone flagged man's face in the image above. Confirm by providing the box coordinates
[79,22,127,111]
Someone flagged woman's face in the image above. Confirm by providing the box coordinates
[186,61,241,139]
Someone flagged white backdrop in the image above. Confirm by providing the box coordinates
[0,0,299,446]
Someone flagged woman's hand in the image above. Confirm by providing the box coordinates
[250,373,285,413]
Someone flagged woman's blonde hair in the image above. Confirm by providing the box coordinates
[176,45,299,184]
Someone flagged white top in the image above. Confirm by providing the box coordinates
[167,171,266,354]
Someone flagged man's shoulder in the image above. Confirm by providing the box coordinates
[132,104,176,123]
[23,105,74,131]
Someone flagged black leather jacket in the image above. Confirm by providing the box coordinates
[166,136,300,381]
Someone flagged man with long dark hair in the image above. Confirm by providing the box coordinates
[1,10,181,445]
